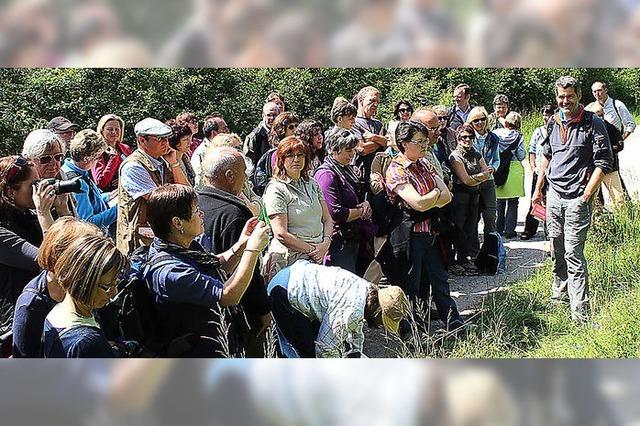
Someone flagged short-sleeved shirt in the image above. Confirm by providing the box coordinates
[263,177,324,242]
[528,126,547,173]
[43,304,115,358]
[120,151,165,200]
[449,148,483,188]
[542,112,613,199]
[12,270,56,358]
[385,155,438,233]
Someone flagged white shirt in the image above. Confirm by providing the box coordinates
[286,260,370,358]
[602,96,636,134]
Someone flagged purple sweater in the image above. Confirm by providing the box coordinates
[314,167,377,238]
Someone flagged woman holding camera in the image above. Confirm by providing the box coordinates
[43,235,127,358]
[144,184,269,357]
[0,155,66,337]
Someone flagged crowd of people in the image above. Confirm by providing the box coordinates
[0,75,636,358]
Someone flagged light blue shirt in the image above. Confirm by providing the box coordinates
[61,159,116,233]
[120,150,165,200]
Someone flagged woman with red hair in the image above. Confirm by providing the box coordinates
[262,136,333,281]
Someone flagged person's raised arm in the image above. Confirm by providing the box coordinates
[220,222,269,306]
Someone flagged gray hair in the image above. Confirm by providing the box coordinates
[432,105,448,116]
[325,129,359,154]
[493,94,509,105]
[22,129,65,160]
[202,146,244,182]
[357,86,380,103]
[70,129,107,163]
[555,76,582,97]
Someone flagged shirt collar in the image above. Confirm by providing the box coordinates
[63,158,88,176]
[395,154,415,168]
[140,149,165,169]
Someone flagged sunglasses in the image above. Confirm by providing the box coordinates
[437,116,448,121]
[459,135,475,141]
[398,108,412,113]
[5,156,30,184]
[38,153,64,165]
[472,118,487,124]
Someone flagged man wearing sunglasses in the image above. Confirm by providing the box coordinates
[117,118,190,255]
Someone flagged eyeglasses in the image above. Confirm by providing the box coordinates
[38,153,64,165]
[437,116,448,121]
[409,138,428,145]
[398,108,411,113]
[472,118,487,124]
[5,156,29,184]
[286,124,297,131]
[97,282,117,293]
[458,135,475,141]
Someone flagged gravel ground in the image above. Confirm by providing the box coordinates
[363,128,640,357]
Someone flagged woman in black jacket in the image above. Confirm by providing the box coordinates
[0,155,65,339]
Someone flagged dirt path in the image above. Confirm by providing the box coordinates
[364,128,640,357]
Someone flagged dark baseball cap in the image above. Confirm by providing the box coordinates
[47,116,78,133]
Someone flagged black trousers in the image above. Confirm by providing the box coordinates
[270,286,319,358]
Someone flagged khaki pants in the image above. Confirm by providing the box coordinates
[600,171,625,208]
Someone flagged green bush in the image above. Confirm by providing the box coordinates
[1,68,638,156]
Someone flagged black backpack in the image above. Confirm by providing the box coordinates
[474,232,506,275]
[111,245,173,356]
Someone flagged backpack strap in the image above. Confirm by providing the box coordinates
[610,98,623,127]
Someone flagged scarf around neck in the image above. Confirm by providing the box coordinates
[154,238,225,278]
[555,105,585,144]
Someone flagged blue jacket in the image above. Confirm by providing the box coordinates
[61,159,117,233]
[474,131,501,171]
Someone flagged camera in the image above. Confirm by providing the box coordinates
[32,177,83,194]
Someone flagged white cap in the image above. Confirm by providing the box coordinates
[134,117,172,138]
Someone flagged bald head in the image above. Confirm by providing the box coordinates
[202,146,247,195]
[411,108,440,144]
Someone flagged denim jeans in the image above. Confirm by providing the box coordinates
[407,232,463,330]
[326,238,359,274]
[497,198,519,235]
[546,188,592,323]
[269,286,319,358]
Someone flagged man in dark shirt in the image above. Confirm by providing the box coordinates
[533,76,613,324]
[447,83,474,130]
[243,101,280,167]
[197,147,271,357]
[351,86,387,198]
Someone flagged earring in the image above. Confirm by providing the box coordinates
[179,228,184,235]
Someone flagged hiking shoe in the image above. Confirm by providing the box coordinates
[449,264,466,276]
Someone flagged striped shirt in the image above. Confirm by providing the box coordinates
[385,155,437,233]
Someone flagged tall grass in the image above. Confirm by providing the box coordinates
[398,202,640,359]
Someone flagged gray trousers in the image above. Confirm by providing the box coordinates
[546,188,593,323]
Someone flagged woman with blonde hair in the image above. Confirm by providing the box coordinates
[92,114,132,192]
[43,235,127,358]
[12,217,102,357]
[466,106,499,255]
